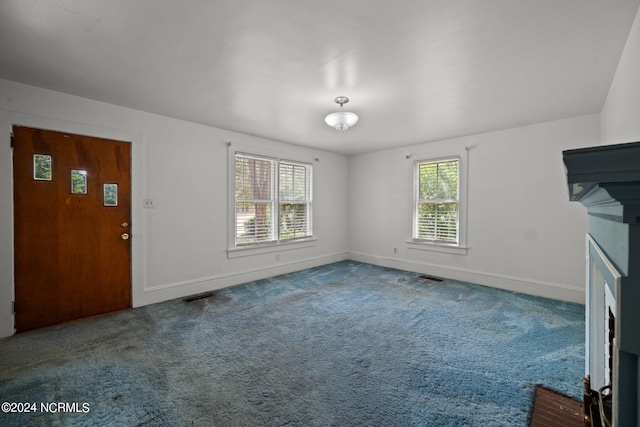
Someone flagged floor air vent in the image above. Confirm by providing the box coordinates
[418,275,443,282]
[184,292,215,303]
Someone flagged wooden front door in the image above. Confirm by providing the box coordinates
[13,126,131,333]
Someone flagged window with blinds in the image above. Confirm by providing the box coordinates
[279,161,312,241]
[235,153,312,246]
[413,158,459,244]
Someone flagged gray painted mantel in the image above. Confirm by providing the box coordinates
[564,141,640,427]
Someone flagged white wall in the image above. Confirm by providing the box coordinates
[349,115,599,303]
[601,5,640,144]
[0,78,349,338]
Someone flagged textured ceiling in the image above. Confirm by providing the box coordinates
[0,0,638,155]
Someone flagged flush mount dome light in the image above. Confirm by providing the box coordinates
[325,96,359,131]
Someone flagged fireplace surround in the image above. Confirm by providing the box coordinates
[563,141,640,426]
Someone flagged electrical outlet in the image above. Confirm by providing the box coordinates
[393,247,398,254]
[275,253,280,262]
[143,198,155,209]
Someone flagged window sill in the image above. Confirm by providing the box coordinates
[227,238,317,259]
[406,240,468,255]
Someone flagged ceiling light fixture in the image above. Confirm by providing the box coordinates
[324,96,359,131]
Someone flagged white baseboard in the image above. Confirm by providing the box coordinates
[142,250,584,307]
[0,318,13,339]
[348,251,585,304]
[141,251,349,305]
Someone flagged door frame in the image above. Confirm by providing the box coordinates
[0,113,144,337]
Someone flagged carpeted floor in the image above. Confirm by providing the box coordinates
[0,261,584,426]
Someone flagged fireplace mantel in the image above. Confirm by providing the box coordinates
[563,141,640,427]
[564,141,640,224]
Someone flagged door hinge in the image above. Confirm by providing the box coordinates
[10,132,15,148]
[12,301,15,314]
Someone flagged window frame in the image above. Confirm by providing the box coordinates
[407,148,468,255]
[227,144,315,258]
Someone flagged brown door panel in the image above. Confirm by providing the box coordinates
[13,126,131,332]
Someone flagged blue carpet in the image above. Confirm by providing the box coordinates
[0,261,584,426]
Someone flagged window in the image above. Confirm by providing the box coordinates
[413,158,459,244]
[234,152,312,246]
[279,161,312,240]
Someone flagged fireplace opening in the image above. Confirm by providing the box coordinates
[591,289,615,427]
[607,308,615,387]
[595,308,615,427]
[583,306,615,427]
[583,236,619,427]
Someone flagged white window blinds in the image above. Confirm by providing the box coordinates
[279,161,312,241]
[414,158,459,244]
[235,154,276,245]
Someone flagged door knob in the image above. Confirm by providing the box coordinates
[121,233,130,240]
